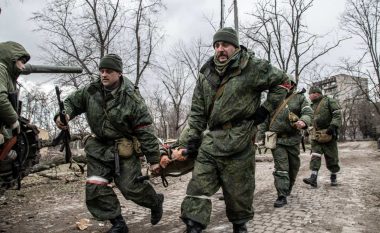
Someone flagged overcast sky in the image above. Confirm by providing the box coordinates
[0,0,352,88]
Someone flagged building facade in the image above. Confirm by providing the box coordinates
[313,74,371,140]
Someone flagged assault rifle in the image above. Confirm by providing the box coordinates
[52,86,72,163]
[1,64,82,190]
[21,63,83,163]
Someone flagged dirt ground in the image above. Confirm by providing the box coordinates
[0,141,380,233]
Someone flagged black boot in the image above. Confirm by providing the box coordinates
[233,222,248,233]
[330,173,337,186]
[303,173,318,187]
[273,196,287,208]
[151,193,164,225]
[108,215,128,233]
[184,218,203,233]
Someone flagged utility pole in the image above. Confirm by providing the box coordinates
[220,0,225,28]
[233,0,239,34]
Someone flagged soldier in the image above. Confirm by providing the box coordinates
[0,41,30,145]
[175,27,289,233]
[257,75,313,208]
[303,86,342,187]
[55,54,164,233]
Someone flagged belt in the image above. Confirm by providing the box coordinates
[94,136,117,146]
[209,120,247,131]
[277,133,297,138]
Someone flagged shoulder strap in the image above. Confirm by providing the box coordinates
[312,98,325,128]
[314,98,325,116]
[208,82,227,117]
[269,93,296,128]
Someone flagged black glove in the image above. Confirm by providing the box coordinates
[326,125,337,136]
[184,137,202,158]
[252,106,269,125]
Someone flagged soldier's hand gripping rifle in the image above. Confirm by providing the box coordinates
[20,64,84,164]
[52,86,72,164]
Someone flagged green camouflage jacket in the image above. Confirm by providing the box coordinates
[257,90,313,146]
[311,95,342,130]
[0,41,30,126]
[186,47,288,156]
[63,77,160,164]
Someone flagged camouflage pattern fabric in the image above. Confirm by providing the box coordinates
[62,77,161,220]
[181,146,255,226]
[311,95,341,130]
[186,47,288,157]
[181,46,288,227]
[310,139,340,173]
[257,90,313,145]
[85,137,161,220]
[271,144,300,196]
[257,90,313,197]
[63,77,160,164]
[309,95,342,173]
[0,41,30,128]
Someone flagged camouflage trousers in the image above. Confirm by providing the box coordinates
[310,139,340,173]
[181,146,255,227]
[271,144,300,197]
[85,137,161,220]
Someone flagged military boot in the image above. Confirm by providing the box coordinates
[233,222,248,233]
[184,218,203,233]
[273,195,287,208]
[303,173,318,187]
[108,215,129,233]
[330,173,337,186]
[151,193,164,225]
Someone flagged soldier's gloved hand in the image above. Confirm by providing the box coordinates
[185,137,202,158]
[252,106,269,125]
[326,125,337,136]
[9,120,20,135]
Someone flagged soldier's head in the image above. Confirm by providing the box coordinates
[308,86,322,101]
[99,54,123,89]
[213,27,240,63]
[0,41,30,78]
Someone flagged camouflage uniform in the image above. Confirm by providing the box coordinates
[0,42,30,141]
[181,46,288,227]
[309,95,342,173]
[62,77,162,220]
[257,89,313,198]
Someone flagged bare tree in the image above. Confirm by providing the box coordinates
[127,0,165,87]
[340,0,380,114]
[30,0,165,136]
[159,60,194,136]
[146,37,211,139]
[31,0,127,87]
[241,0,347,83]
[32,0,164,89]
[147,89,169,139]
[171,38,213,81]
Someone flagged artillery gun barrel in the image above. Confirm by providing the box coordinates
[21,64,83,75]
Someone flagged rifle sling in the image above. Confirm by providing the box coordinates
[313,98,325,129]
[269,93,297,128]
[208,81,227,118]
